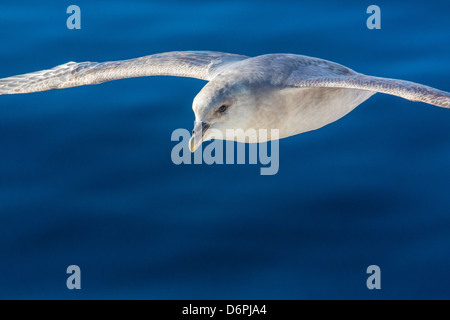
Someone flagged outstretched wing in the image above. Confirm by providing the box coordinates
[286,62,450,108]
[0,51,248,95]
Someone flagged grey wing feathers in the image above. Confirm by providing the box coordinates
[290,73,450,109]
[0,51,248,95]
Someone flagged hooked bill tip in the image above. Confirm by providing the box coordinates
[189,137,195,153]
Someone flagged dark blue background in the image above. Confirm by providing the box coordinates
[0,0,449,299]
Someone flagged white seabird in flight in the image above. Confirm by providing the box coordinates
[0,51,448,151]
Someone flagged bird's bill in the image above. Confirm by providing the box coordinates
[189,135,201,152]
[189,121,210,152]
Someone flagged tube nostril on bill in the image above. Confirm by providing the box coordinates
[201,122,210,134]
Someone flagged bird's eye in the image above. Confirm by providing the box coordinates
[218,105,228,113]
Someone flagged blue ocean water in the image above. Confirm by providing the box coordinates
[0,0,449,299]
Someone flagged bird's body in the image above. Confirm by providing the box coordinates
[0,51,448,151]
[192,54,375,141]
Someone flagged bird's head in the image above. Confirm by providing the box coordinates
[189,76,267,152]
